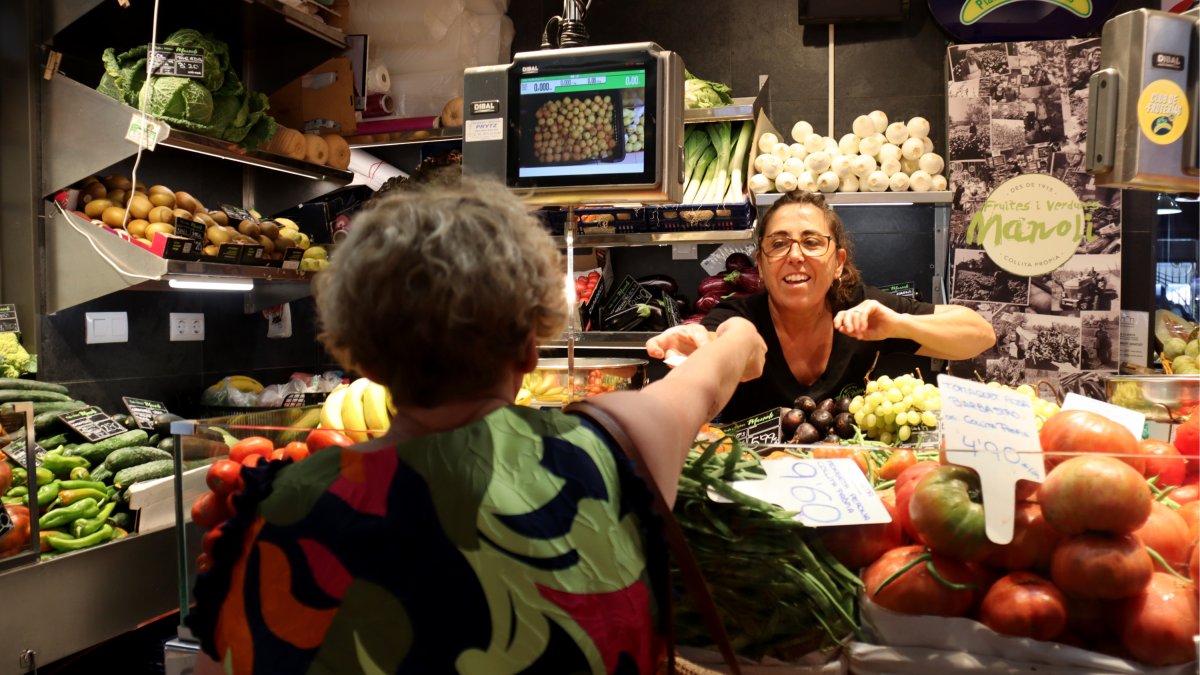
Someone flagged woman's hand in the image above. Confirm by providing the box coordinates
[645,323,714,361]
[833,299,903,341]
[715,317,767,382]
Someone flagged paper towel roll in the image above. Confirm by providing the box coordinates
[365,63,391,94]
[364,93,394,117]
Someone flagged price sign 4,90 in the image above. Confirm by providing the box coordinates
[711,458,892,528]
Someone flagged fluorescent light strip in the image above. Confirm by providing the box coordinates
[168,278,254,291]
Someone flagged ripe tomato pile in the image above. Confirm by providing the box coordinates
[574,271,600,303]
[821,409,1200,667]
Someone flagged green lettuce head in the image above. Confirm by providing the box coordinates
[139,76,214,125]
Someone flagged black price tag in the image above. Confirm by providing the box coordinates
[149,44,206,79]
[0,504,12,540]
[159,235,196,259]
[601,276,654,320]
[281,247,305,270]
[282,392,307,408]
[216,243,242,264]
[1,437,46,467]
[175,217,206,245]
[879,281,918,299]
[239,244,266,265]
[58,406,127,442]
[0,304,19,334]
[123,397,169,431]
[220,204,255,224]
[721,407,785,448]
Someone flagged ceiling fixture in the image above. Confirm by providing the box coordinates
[1156,193,1181,215]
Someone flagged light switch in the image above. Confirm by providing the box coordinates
[86,312,129,344]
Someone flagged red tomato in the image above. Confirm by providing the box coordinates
[1014,479,1040,503]
[205,459,243,497]
[229,436,274,463]
[983,501,1062,572]
[191,492,228,530]
[878,449,917,481]
[241,454,266,468]
[306,428,355,452]
[1170,479,1200,505]
[818,495,905,570]
[1040,409,1143,474]
[283,441,310,462]
[270,449,286,461]
[0,505,31,558]
[1118,572,1200,666]
[1051,532,1153,600]
[1176,501,1200,542]
[1134,500,1192,573]
[195,552,213,575]
[862,545,977,617]
[1141,439,1186,487]
[1064,595,1122,646]
[894,461,940,544]
[979,571,1068,641]
[908,465,993,562]
[811,446,870,476]
[201,527,221,557]
[0,462,11,495]
[1172,407,1198,460]
[1188,539,1199,584]
[1038,455,1152,535]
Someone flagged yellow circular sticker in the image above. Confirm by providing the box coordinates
[968,174,1087,277]
[1137,79,1189,145]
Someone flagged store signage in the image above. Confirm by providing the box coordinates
[174,218,205,246]
[471,99,499,115]
[938,374,1043,544]
[721,408,785,446]
[878,281,918,299]
[215,243,242,264]
[0,305,18,333]
[125,114,164,151]
[1152,53,1185,71]
[220,204,255,224]
[1,437,46,468]
[928,0,1117,41]
[281,247,304,270]
[1137,79,1189,145]
[58,406,127,443]
[966,174,1097,276]
[149,44,206,79]
[122,397,169,431]
[712,458,892,527]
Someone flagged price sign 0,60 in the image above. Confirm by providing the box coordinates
[710,458,891,528]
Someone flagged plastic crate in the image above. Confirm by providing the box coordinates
[574,205,651,234]
[650,198,755,232]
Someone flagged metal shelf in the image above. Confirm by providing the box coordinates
[553,229,753,247]
[683,98,757,124]
[547,332,657,349]
[161,127,354,182]
[753,191,954,208]
[348,127,463,148]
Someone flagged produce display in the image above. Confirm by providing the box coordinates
[0,333,37,379]
[264,127,352,170]
[683,70,733,109]
[686,251,761,322]
[1157,309,1199,374]
[681,121,754,204]
[317,377,392,441]
[623,105,645,153]
[747,112,948,196]
[532,95,618,164]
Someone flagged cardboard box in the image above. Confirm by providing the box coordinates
[269,57,358,135]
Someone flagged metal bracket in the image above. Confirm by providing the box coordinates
[41,51,61,81]
[19,649,37,674]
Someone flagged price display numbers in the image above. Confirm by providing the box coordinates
[937,374,1043,545]
[282,392,307,408]
[174,218,206,246]
[531,81,552,93]
[281,247,305,270]
[711,458,892,527]
[721,408,784,448]
[58,406,127,442]
[148,44,206,79]
[1,437,46,468]
[123,397,169,431]
[0,304,19,333]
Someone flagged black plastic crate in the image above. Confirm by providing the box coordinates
[650,198,755,232]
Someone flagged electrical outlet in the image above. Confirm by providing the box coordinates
[85,312,128,344]
[169,312,204,341]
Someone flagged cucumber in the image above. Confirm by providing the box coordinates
[113,459,174,489]
[108,511,133,530]
[65,430,149,465]
[1,400,88,416]
[89,465,112,483]
[0,378,69,395]
[111,413,136,430]
[38,433,69,450]
[0,390,72,404]
[104,446,172,472]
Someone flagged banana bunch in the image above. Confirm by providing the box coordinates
[521,371,565,402]
[320,377,392,442]
[227,375,265,393]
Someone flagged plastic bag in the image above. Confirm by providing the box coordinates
[201,377,260,407]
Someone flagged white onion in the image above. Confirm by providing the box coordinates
[783,157,806,175]
[775,171,799,192]
[923,136,934,154]
[791,120,814,143]
[817,171,840,193]
[858,135,883,158]
[907,116,930,139]
[852,115,875,138]
[748,173,773,194]
[919,152,945,176]
[901,157,920,175]
[805,150,832,173]
[753,153,771,173]
[866,170,890,192]
[885,122,909,145]
[931,174,948,191]
[901,137,925,161]
[909,170,933,192]
[878,143,902,164]
[880,158,902,177]
[803,133,826,154]
[839,133,861,156]
[797,170,817,192]
[759,154,782,179]
[788,143,808,160]
[839,175,860,192]
[823,137,841,156]
[869,110,889,133]
[758,132,780,154]
[851,155,877,178]
[889,171,911,192]
[831,154,854,179]
[772,143,792,162]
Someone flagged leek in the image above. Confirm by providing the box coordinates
[683,147,717,204]
[683,127,712,180]
[684,145,715,196]
[724,121,755,203]
[702,122,732,203]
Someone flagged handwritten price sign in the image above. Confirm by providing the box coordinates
[937,375,1043,545]
[710,458,892,527]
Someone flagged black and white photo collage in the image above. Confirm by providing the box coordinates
[945,39,1121,396]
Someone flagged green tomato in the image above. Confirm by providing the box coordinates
[908,465,993,562]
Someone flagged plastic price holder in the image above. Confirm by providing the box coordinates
[937,374,1044,545]
[709,457,892,527]
[58,406,128,442]
[281,248,304,270]
[1061,392,1146,441]
[1,437,46,467]
[123,397,169,431]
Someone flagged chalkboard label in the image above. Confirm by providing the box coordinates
[282,392,308,408]
[174,217,206,245]
[220,204,255,224]
[721,407,785,447]
[239,244,266,265]
[1,437,46,467]
[0,305,19,333]
[216,243,242,264]
[149,44,206,79]
[879,281,917,299]
[58,406,127,442]
[281,247,305,270]
[123,397,169,431]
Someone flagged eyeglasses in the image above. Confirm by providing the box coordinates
[761,232,834,259]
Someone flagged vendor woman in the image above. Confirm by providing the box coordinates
[646,190,996,422]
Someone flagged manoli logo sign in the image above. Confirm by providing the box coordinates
[965,174,1101,276]
[961,0,1092,24]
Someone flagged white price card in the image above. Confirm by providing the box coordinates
[709,458,892,527]
[1061,392,1145,442]
[126,113,166,150]
[938,374,1043,545]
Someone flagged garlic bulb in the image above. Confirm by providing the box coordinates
[788,143,808,161]
[797,171,817,193]
[880,158,902,177]
[803,133,826,154]
[858,134,883,159]
[885,122,909,145]
[805,150,832,174]
[901,137,925,161]
[748,173,773,194]
[869,110,889,134]
[909,170,933,192]
[878,143,902,164]
[851,155,877,178]
[791,120,814,143]
[839,133,861,156]
[852,115,875,138]
[775,171,799,192]
[919,152,944,176]
[759,154,782,179]
[839,174,860,192]
[866,170,890,192]
[817,171,840,193]
[758,132,780,154]
[931,174,948,191]
[906,116,930,140]
[831,154,854,179]
[889,171,911,192]
[922,136,934,154]
[783,157,806,176]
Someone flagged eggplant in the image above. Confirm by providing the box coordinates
[672,295,690,318]
[603,303,665,332]
[730,268,764,294]
[695,293,723,314]
[637,274,679,296]
[698,275,735,297]
[725,252,755,273]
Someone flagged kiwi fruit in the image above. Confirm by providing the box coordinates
[104,174,132,191]
[193,211,216,228]
[148,184,173,196]
[203,244,220,257]
[148,206,175,225]
[84,199,113,219]
[237,220,261,238]
[81,176,100,187]
[206,226,233,245]
[127,194,153,220]
[126,219,150,238]
[233,235,256,245]
[107,189,127,207]
[136,238,153,247]
[84,182,107,200]
[258,221,280,239]
[101,206,129,228]
[208,210,228,227]
[173,208,194,222]
[134,180,147,193]
[174,191,198,213]
[257,235,275,254]
[145,222,175,240]
[149,192,175,209]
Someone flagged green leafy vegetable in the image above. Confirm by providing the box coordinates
[683,69,734,109]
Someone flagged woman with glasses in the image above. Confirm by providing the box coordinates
[647,190,995,423]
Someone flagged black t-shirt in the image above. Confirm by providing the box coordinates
[701,286,936,423]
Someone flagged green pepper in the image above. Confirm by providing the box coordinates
[112,526,129,540]
[41,453,89,478]
[38,497,100,529]
[68,466,91,481]
[73,502,116,539]
[5,486,28,498]
[105,486,118,501]
[57,488,107,506]
[47,524,113,551]
[58,480,107,492]
[1,496,25,506]
[11,467,26,486]
[36,481,61,507]
[34,466,54,486]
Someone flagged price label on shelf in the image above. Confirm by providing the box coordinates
[0,304,20,333]
[1061,392,1145,442]
[937,374,1043,545]
[122,397,169,431]
[721,407,785,447]
[148,44,206,79]
[58,406,127,443]
[126,113,164,150]
[1,437,46,467]
[174,218,206,246]
[219,204,255,224]
[710,458,891,527]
